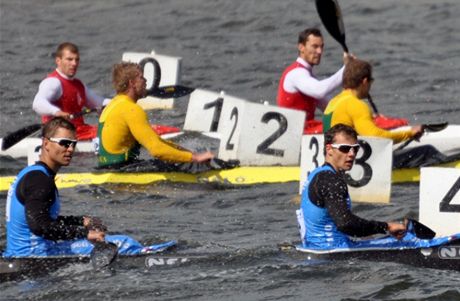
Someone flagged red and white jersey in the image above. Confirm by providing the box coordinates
[32,69,110,125]
[277,57,344,122]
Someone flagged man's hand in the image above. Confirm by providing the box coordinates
[387,222,406,240]
[83,216,107,231]
[343,52,356,65]
[411,125,424,141]
[87,229,105,242]
[55,110,71,119]
[191,151,215,163]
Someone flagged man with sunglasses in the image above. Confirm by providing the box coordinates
[323,59,423,143]
[322,59,453,169]
[4,117,154,257]
[297,124,406,250]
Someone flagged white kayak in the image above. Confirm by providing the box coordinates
[393,124,460,157]
[1,125,459,160]
[0,130,187,160]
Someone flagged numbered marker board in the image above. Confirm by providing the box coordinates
[420,167,460,237]
[183,89,225,133]
[217,98,305,166]
[122,51,181,110]
[299,135,393,203]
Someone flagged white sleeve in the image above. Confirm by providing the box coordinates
[84,85,111,109]
[32,77,63,116]
[284,66,344,111]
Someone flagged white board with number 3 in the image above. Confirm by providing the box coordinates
[299,135,393,203]
[419,167,460,237]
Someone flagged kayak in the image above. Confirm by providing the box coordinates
[287,239,460,271]
[0,124,181,159]
[284,230,460,271]
[0,159,458,192]
[0,239,192,282]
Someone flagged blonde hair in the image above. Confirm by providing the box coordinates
[112,62,141,93]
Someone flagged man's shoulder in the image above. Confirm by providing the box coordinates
[39,76,62,88]
[107,96,146,117]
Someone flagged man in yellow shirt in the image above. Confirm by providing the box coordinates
[322,59,453,169]
[98,62,214,170]
[323,59,423,143]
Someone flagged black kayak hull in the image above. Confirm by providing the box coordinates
[0,253,206,282]
[283,239,460,271]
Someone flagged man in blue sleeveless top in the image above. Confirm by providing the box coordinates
[297,124,406,250]
[3,117,156,257]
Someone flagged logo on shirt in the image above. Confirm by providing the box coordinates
[77,93,83,106]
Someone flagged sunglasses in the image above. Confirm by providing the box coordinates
[47,137,78,149]
[330,143,360,154]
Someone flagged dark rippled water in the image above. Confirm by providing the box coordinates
[1,0,459,300]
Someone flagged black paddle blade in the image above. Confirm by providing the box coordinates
[406,218,436,239]
[149,85,195,99]
[423,122,448,132]
[315,0,348,53]
[1,124,42,151]
[90,242,118,270]
[210,158,240,170]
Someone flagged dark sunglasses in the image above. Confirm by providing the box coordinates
[330,143,360,154]
[47,137,78,148]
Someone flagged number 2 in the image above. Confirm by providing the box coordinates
[256,112,288,157]
[225,107,238,150]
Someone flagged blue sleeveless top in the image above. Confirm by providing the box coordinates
[4,164,60,257]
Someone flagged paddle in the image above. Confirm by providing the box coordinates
[405,218,436,239]
[1,108,97,151]
[148,85,195,99]
[90,241,118,270]
[394,122,448,152]
[315,0,380,115]
[1,124,42,151]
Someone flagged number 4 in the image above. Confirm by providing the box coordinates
[439,176,460,213]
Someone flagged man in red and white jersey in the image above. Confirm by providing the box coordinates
[32,42,110,140]
[277,28,353,133]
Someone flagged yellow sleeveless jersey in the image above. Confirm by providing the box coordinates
[99,94,192,163]
[323,90,413,143]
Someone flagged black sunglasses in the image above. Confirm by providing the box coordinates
[48,137,78,149]
[330,143,360,154]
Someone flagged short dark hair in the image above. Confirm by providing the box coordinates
[298,28,322,45]
[55,42,79,58]
[343,59,372,89]
[42,117,76,138]
[324,124,358,148]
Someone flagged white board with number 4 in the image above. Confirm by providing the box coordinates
[419,167,460,237]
